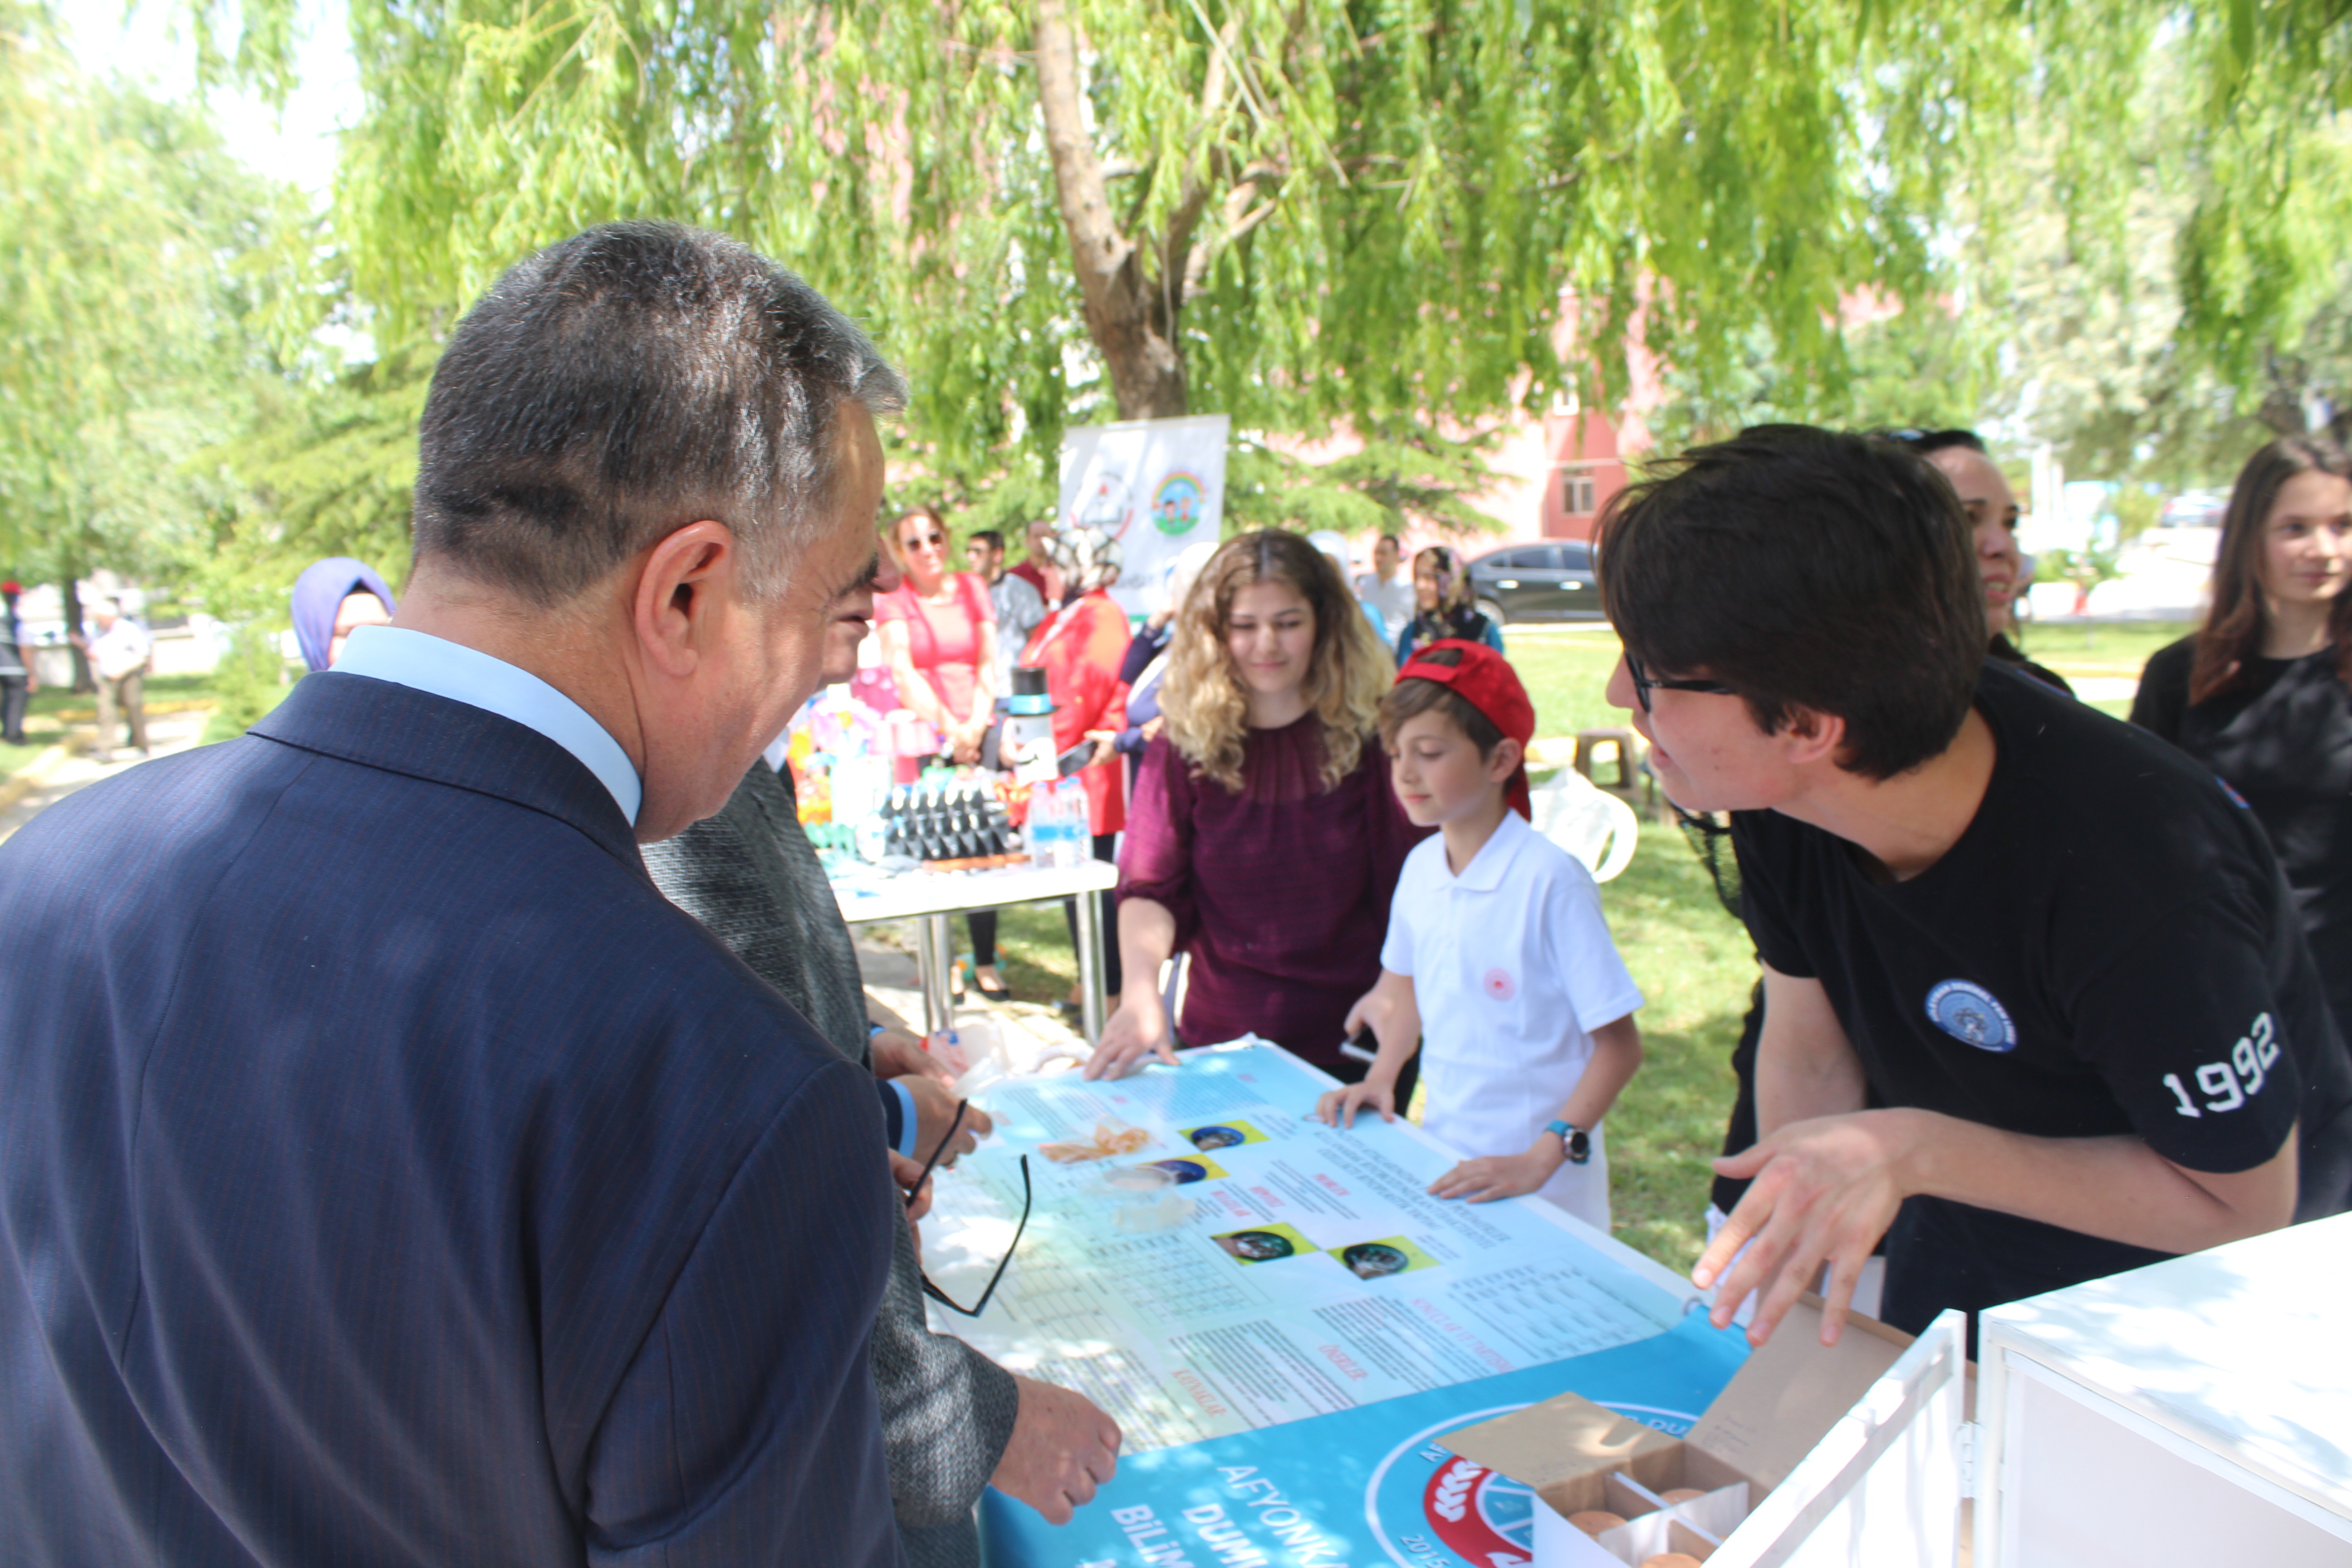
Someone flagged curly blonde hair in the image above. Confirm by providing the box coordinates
[1160,531,1395,793]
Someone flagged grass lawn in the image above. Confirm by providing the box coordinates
[0,672,236,780]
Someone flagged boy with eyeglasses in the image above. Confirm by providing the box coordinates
[1603,424,2352,1350]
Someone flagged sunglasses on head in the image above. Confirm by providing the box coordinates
[1624,651,1737,714]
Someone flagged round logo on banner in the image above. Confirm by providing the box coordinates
[1925,980,2016,1052]
[1481,968,1516,1002]
[1367,1401,1699,1566]
[1151,472,1204,535]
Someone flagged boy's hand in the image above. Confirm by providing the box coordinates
[1315,1078,1396,1128]
[1428,1138,1565,1203]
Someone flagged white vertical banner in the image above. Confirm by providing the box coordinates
[1058,413,1230,618]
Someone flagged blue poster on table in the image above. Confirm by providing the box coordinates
[981,1311,1749,1568]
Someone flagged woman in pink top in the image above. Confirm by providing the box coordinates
[1088,531,1426,1081]
[875,505,1009,996]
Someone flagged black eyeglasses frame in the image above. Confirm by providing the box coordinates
[1624,651,1738,714]
[905,1099,1033,1319]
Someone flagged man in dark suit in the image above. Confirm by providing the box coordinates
[0,223,910,1565]
[647,559,1124,1568]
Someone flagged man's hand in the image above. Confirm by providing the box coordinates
[1693,1109,1913,1348]
[1085,990,1177,1080]
[1429,1138,1566,1202]
[899,1074,994,1163]
[1316,1077,1396,1128]
[870,1027,954,1083]
[889,1151,934,1223]
[991,1375,1122,1524]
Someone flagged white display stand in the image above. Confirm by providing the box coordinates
[1465,1211,2352,1567]
[1979,1210,2352,1566]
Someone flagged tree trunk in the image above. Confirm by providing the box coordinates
[1032,0,1188,421]
[60,573,90,692]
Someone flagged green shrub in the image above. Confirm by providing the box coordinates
[211,624,289,736]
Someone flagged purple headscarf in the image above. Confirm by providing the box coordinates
[290,558,398,673]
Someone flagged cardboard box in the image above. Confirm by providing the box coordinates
[1445,1296,1914,1565]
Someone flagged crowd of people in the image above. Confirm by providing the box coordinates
[3,219,2349,1567]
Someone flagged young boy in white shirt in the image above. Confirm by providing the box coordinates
[1317,640,1646,1229]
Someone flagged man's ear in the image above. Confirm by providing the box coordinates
[1486,735,1525,784]
[1777,705,1847,768]
[630,521,738,679]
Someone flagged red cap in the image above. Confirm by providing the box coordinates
[0,582,18,596]
[1395,639,1537,818]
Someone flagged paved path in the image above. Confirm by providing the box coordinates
[0,707,214,845]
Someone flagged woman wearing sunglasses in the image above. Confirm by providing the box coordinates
[877,505,1010,997]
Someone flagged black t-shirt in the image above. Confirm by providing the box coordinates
[2133,635,2352,1018]
[1735,662,2352,1319]
[1987,632,2073,696]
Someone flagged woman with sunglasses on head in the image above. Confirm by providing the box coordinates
[2133,436,2352,1038]
[877,505,1009,997]
[1394,544,1504,665]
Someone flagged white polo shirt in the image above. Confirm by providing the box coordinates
[1382,808,1643,1222]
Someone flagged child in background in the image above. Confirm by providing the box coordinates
[1316,641,1646,1229]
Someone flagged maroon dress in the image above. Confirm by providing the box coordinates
[1118,718,1428,1067]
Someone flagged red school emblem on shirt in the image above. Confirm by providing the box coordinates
[1482,968,1516,1001]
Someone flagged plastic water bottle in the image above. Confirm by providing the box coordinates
[1034,778,1083,869]
[1056,776,1090,869]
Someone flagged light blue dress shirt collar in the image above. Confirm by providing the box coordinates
[333,624,642,826]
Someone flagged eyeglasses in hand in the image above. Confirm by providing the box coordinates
[903,1098,1033,1319]
[1623,651,1737,714]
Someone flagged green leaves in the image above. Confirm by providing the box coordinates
[0,9,320,586]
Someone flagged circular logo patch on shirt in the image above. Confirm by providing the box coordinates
[1925,980,2016,1052]
[1481,968,1516,1002]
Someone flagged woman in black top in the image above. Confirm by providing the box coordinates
[2133,435,2352,1029]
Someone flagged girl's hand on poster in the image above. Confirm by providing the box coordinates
[1315,1077,1396,1128]
[1084,990,1176,1080]
[1427,1138,1565,1203]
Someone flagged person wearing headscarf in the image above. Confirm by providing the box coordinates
[1113,540,1221,791]
[290,558,398,674]
[1394,544,1503,663]
[1019,518,1133,1006]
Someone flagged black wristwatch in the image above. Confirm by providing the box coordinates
[1545,1119,1592,1165]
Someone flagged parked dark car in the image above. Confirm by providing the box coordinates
[1466,541,1603,626]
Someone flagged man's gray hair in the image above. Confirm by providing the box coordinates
[412,221,908,605]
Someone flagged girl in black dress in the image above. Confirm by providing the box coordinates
[2133,435,2352,1032]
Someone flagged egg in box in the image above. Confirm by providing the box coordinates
[1442,1296,1914,1566]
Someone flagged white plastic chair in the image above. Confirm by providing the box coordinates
[1529,765,1640,883]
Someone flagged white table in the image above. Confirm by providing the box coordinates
[1977,1212,2352,1565]
[831,859,1120,1040]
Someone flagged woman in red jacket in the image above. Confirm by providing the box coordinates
[1020,520,1133,1006]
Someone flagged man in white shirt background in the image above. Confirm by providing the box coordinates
[69,598,151,761]
[1354,533,1416,642]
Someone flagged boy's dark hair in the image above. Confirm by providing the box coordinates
[1378,646,1504,755]
[1597,424,1983,780]
[969,529,1005,553]
[414,220,906,607]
